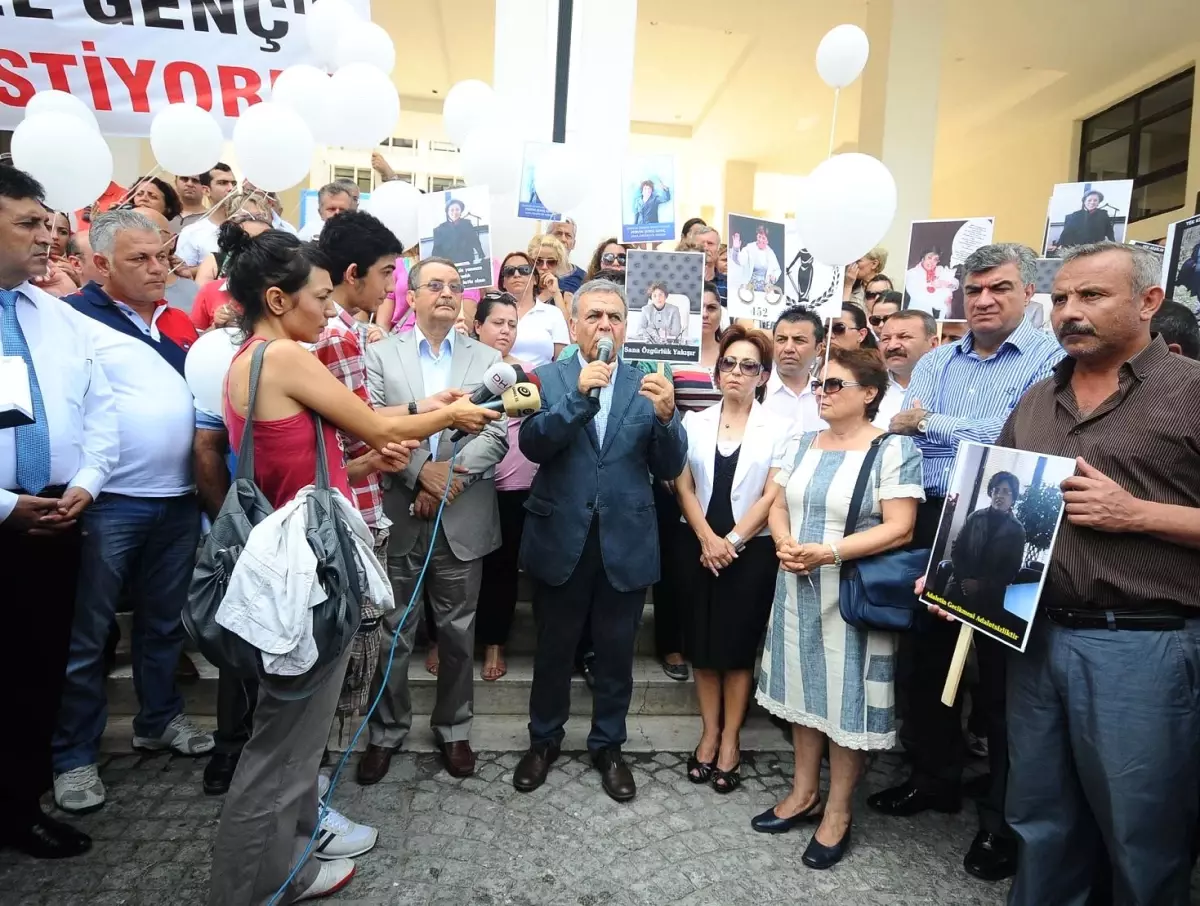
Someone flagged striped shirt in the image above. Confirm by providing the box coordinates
[998,336,1200,611]
[904,318,1065,497]
[672,366,722,413]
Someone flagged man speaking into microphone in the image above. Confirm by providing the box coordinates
[514,278,687,802]
[361,258,509,782]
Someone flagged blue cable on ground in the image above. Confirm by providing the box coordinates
[266,452,459,906]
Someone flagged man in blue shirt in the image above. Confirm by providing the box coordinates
[550,219,586,296]
[869,243,1064,883]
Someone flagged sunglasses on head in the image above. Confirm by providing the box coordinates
[811,377,863,395]
[502,264,534,278]
[601,252,627,266]
[482,291,517,304]
[868,313,892,327]
[717,356,764,376]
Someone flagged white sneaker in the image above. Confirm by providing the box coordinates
[317,773,330,800]
[53,764,106,814]
[295,857,356,901]
[132,714,215,756]
[314,805,378,860]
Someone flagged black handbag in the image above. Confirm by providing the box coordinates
[837,434,930,632]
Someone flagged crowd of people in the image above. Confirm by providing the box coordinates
[2,154,1199,906]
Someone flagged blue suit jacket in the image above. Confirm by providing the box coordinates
[518,356,688,592]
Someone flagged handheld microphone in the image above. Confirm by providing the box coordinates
[473,383,542,419]
[588,337,615,401]
[448,362,518,442]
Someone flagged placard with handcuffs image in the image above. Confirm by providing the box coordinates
[725,214,787,322]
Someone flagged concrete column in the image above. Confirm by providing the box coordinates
[723,160,757,223]
[858,0,943,270]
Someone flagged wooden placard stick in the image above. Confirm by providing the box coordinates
[941,623,973,707]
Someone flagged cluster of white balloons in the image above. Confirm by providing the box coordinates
[9,91,113,212]
[797,24,898,268]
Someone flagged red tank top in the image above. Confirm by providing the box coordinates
[224,338,353,510]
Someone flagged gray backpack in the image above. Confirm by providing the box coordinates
[184,340,363,698]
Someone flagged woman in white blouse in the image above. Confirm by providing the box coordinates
[497,251,569,368]
[674,325,793,793]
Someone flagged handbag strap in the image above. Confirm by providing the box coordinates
[234,339,274,482]
[841,433,892,542]
[311,412,332,491]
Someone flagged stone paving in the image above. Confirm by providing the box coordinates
[0,748,1021,906]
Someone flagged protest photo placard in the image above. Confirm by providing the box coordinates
[920,442,1074,652]
[902,218,994,320]
[623,249,705,365]
[518,142,563,222]
[783,219,842,311]
[1042,180,1134,257]
[418,185,493,290]
[1161,213,1200,306]
[621,155,676,244]
[725,214,787,323]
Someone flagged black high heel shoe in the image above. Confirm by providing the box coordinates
[711,760,741,794]
[801,822,852,870]
[750,798,823,834]
[686,749,715,784]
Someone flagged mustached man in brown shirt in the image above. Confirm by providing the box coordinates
[994,241,1200,906]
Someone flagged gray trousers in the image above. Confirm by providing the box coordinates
[1007,619,1200,906]
[368,522,481,748]
[207,644,352,905]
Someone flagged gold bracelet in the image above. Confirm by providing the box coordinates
[830,543,842,566]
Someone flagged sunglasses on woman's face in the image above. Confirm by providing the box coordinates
[864,290,882,302]
[811,377,863,395]
[717,356,764,377]
[601,252,627,266]
[829,321,848,335]
[868,313,892,327]
[502,264,534,278]
[535,257,559,268]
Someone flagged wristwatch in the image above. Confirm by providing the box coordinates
[725,531,746,552]
[917,416,929,434]
[408,401,419,415]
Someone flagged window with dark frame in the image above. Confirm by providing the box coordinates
[1079,69,1193,223]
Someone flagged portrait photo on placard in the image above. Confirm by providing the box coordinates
[517,142,562,222]
[725,214,787,322]
[418,185,492,289]
[1042,179,1134,257]
[920,442,1075,652]
[623,249,705,365]
[1023,257,1066,333]
[902,218,994,320]
[1162,213,1200,307]
[783,219,842,311]
[621,154,676,244]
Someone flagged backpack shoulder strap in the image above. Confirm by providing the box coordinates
[234,340,273,481]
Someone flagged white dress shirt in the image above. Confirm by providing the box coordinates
[762,370,826,434]
[0,283,119,522]
[415,324,456,459]
[176,218,220,267]
[298,218,324,241]
[874,378,906,429]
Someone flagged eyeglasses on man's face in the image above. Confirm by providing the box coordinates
[416,280,465,295]
[811,377,863,395]
[717,356,764,376]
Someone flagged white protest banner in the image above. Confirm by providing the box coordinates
[0,0,370,136]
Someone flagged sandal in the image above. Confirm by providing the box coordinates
[425,644,439,676]
[686,748,716,784]
[481,646,507,682]
[712,760,742,794]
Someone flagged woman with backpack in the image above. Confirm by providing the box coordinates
[206,230,498,904]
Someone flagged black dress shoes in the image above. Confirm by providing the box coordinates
[750,799,823,834]
[1,812,92,859]
[963,830,1017,881]
[867,781,961,817]
[801,823,851,870]
[513,742,560,793]
[203,751,240,796]
[592,747,636,802]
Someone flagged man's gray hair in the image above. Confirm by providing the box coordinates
[89,209,158,257]
[318,181,356,204]
[572,278,626,319]
[961,242,1038,286]
[693,225,719,239]
[1059,240,1162,296]
[408,256,460,291]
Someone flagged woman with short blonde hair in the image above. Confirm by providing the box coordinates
[526,233,571,320]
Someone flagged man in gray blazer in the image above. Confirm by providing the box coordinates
[358,257,508,783]
[512,278,687,802]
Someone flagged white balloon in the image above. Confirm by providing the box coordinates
[442,80,495,147]
[363,180,422,248]
[333,21,396,75]
[533,143,589,215]
[232,102,314,192]
[306,0,360,68]
[185,327,241,417]
[11,112,112,212]
[327,63,400,149]
[271,65,336,144]
[795,153,896,267]
[24,90,99,132]
[460,125,522,196]
[150,104,224,176]
[815,24,870,89]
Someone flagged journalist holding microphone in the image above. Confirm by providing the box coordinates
[359,257,509,783]
[513,278,687,803]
